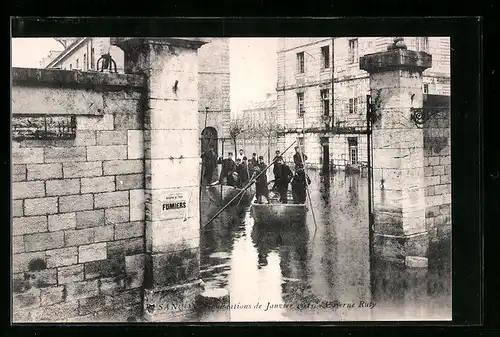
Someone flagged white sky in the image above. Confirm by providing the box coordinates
[11,38,278,113]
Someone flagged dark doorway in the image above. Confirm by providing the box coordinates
[321,137,330,174]
[201,127,218,156]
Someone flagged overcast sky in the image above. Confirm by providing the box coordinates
[11,38,278,113]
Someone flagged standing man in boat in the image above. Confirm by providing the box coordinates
[249,152,258,171]
[255,156,270,204]
[237,156,250,188]
[201,147,217,185]
[237,148,245,161]
[218,152,236,186]
[274,156,293,203]
[293,146,308,170]
[272,149,282,191]
[291,167,311,204]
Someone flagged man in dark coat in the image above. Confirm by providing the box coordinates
[255,156,269,204]
[218,152,236,186]
[249,153,258,171]
[201,147,217,185]
[272,150,282,188]
[237,156,250,187]
[291,167,311,204]
[274,156,293,203]
[293,146,308,170]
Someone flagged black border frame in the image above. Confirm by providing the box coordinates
[7,16,486,335]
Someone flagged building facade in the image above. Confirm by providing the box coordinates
[43,38,230,159]
[235,93,278,162]
[276,37,450,171]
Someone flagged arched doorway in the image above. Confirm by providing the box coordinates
[201,127,218,156]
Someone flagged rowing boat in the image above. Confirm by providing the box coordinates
[206,183,256,209]
[250,181,308,224]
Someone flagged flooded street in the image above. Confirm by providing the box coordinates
[198,170,451,322]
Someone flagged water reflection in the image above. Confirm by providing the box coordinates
[199,171,451,322]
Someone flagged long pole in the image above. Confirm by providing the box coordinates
[366,95,373,257]
[220,139,224,198]
[300,116,318,232]
[204,140,297,227]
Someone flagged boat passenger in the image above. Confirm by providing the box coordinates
[293,146,308,170]
[291,167,311,204]
[255,156,270,204]
[237,157,250,187]
[237,148,245,161]
[274,156,293,204]
[272,150,282,190]
[249,153,258,171]
[218,152,236,186]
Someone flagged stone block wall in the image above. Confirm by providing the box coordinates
[423,102,451,240]
[197,38,230,155]
[11,68,147,322]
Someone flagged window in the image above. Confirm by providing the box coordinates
[91,48,95,69]
[348,38,358,64]
[348,86,359,114]
[321,45,330,69]
[83,54,87,70]
[76,59,79,69]
[321,89,330,116]
[69,63,72,70]
[296,52,305,74]
[297,92,305,116]
[416,37,429,53]
[423,84,429,94]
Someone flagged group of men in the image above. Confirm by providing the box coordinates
[201,146,311,204]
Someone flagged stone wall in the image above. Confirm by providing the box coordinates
[11,68,147,322]
[423,97,451,240]
[197,38,231,156]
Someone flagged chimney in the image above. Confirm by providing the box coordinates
[266,93,272,99]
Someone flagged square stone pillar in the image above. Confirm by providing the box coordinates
[113,38,207,321]
[360,39,432,267]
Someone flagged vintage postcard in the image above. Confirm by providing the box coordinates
[11,35,451,322]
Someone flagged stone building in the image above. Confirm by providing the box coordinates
[235,93,278,162]
[42,37,231,159]
[276,37,450,172]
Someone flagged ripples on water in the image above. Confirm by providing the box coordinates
[199,171,451,322]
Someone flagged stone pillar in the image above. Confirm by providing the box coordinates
[113,38,207,321]
[360,38,432,267]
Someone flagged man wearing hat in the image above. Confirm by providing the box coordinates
[218,152,236,186]
[255,155,269,204]
[272,149,282,190]
[293,146,308,170]
[249,152,258,170]
[273,156,293,203]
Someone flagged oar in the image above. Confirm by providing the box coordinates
[203,140,297,227]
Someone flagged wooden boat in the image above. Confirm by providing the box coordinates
[206,182,256,209]
[250,181,308,224]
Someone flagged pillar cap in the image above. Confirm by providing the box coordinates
[360,48,432,74]
[111,37,208,51]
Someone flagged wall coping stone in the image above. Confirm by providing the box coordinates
[111,38,207,51]
[12,68,146,91]
[360,48,432,74]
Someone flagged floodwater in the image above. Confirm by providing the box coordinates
[198,170,452,322]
